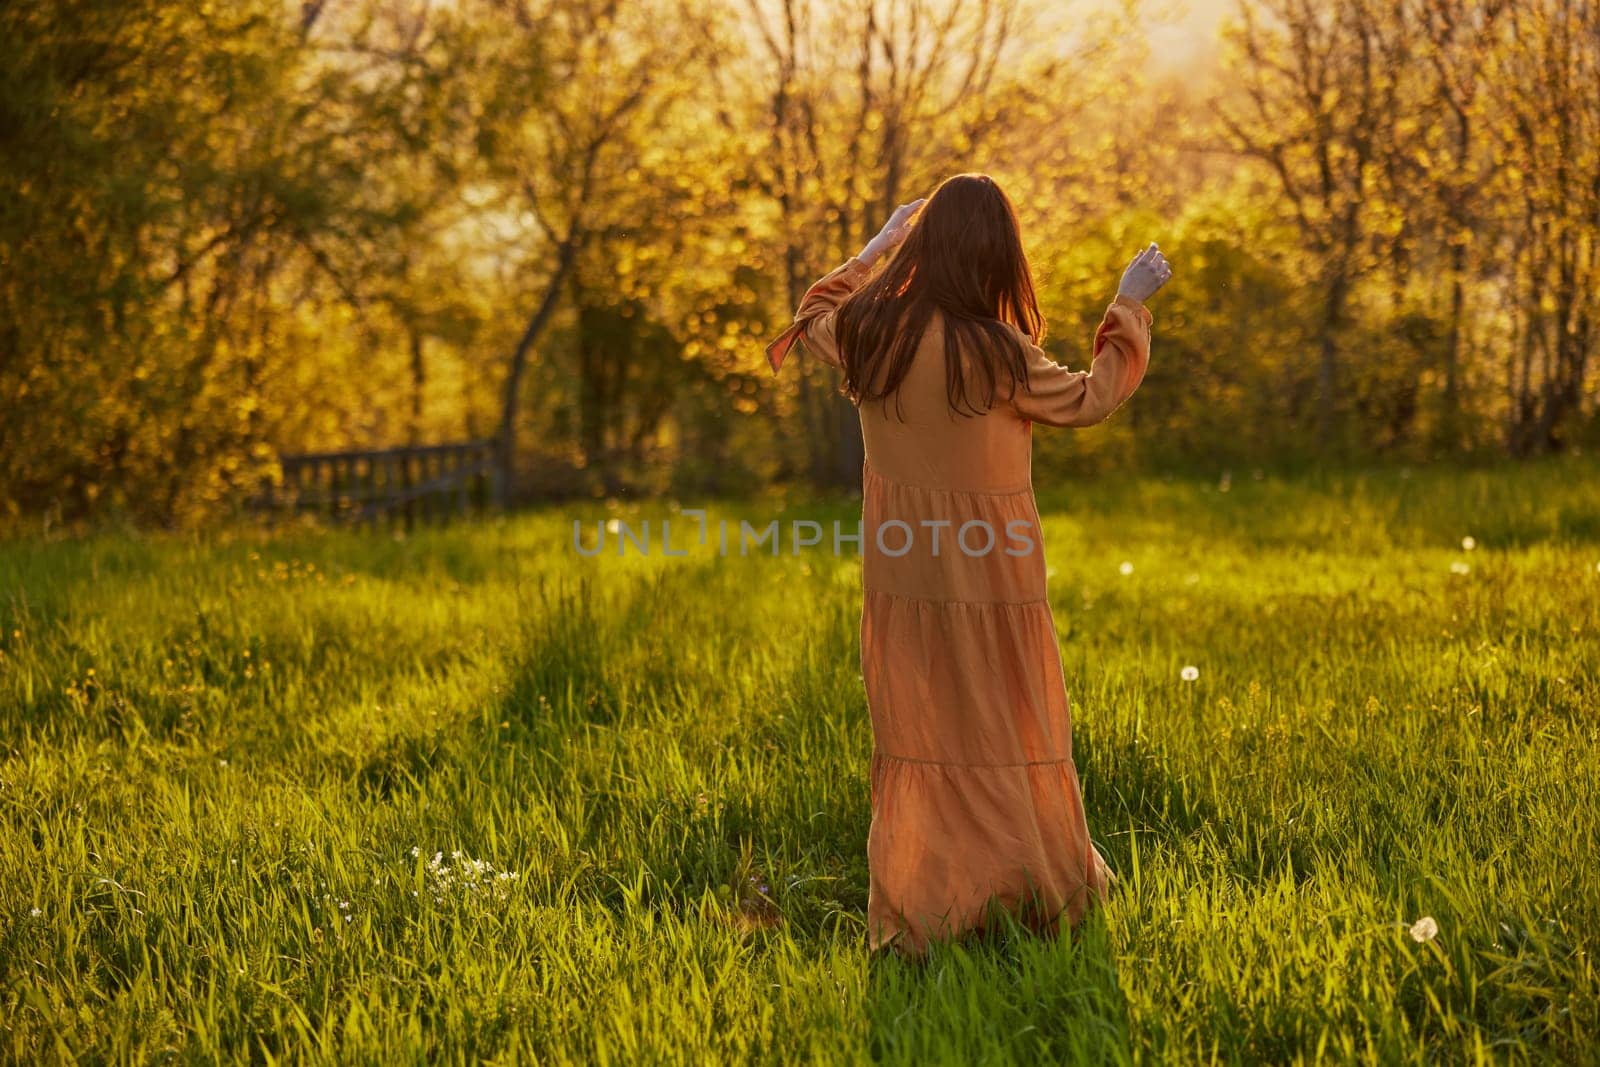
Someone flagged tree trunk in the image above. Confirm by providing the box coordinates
[1317,269,1349,448]
[1441,242,1465,443]
[831,391,863,486]
[496,231,580,507]
[575,294,624,496]
[408,325,425,447]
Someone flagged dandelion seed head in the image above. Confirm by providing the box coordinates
[605,518,622,534]
[1449,561,1471,575]
[1409,916,1439,942]
[1118,561,1134,576]
[1180,665,1200,682]
[1461,536,1476,551]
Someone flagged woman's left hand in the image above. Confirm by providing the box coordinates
[860,198,926,264]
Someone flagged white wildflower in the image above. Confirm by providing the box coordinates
[1449,561,1471,575]
[30,907,42,918]
[419,848,520,902]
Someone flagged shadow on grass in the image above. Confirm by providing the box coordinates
[1078,730,1328,890]
[864,905,1133,1062]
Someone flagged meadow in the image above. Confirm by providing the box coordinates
[2,458,1598,1064]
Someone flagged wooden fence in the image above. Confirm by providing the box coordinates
[256,440,497,525]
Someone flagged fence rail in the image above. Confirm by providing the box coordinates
[255,440,496,525]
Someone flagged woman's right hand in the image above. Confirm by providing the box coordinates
[859,198,927,265]
[1117,243,1172,303]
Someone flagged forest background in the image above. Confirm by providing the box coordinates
[3,0,1596,525]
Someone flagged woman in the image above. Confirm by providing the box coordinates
[765,173,1171,959]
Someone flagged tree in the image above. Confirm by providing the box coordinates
[1398,0,1506,444]
[1492,0,1599,455]
[1215,0,1406,448]
[464,0,728,501]
[737,0,1126,486]
[0,0,481,523]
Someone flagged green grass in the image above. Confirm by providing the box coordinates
[2,457,1598,1064]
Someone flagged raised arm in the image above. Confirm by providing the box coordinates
[1007,294,1154,428]
[763,256,872,373]
[764,199,926,373]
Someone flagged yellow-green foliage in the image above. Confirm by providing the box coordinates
[5,1,1596,524]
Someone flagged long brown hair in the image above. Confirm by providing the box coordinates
[835,173,1046,416]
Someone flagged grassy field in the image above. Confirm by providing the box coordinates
[2,458,1598,1064]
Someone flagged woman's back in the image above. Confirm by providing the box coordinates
[857,310,1034,495]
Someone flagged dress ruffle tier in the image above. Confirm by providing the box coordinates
[860,461,1112,954]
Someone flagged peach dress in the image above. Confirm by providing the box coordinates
[766,256,1153,958]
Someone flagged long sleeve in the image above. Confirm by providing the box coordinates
[764,256,873,373]
[1006,293,1153,427]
